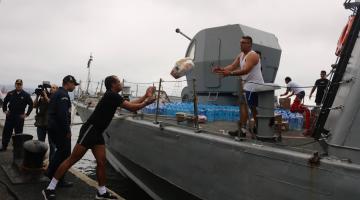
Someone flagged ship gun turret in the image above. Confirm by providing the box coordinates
[175,25,282,105]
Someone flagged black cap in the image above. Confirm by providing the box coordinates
[15,79,23,85]
[63,75,79,86]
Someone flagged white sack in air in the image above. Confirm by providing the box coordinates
[170,57,194,79]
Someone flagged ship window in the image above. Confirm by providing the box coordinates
[186,41,196,60]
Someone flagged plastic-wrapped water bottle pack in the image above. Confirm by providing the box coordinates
[142,104,304,129]
[142,102,240,122]
[274,108,304,131]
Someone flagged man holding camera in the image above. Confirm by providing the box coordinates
[34,83,58,160]
[1,79,33,151]
[46,75,78,187]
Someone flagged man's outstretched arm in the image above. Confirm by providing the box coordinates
[121,97,155,112]
[130,86,155,104]
[226,52,259,76]
[213,55,240,73]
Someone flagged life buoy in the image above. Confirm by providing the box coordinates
[335,15,355,56]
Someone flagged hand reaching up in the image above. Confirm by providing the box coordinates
[145,86,156,98]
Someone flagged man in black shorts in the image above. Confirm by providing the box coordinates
[42,75,156,200]
[309,70,329,106]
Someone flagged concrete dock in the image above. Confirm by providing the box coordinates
[0,125,125,200]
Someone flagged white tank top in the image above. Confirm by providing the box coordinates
[239,50,264,92]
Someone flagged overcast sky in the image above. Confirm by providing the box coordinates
[0,0,352,98]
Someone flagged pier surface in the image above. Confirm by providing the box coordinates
[0,125,125,200]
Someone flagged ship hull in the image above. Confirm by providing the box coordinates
[76,103,360,200]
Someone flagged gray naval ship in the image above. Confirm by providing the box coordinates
[75,2,360,199]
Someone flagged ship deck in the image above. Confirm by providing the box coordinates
[118,112,323,155]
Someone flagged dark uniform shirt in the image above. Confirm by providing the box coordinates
[2,90,33,116]
[86,90,124,133]
[314,78,329,103]
[47,87,72,135]
[34,96,50,127]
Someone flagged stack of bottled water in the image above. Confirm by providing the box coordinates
[143,104,305,128]
[294,113,304,130]
[142,102,240,122]
[274,108,304,131]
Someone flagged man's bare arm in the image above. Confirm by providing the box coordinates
[230,52,259,76]
[213,55,241,74]
[286,91,295,98]
[130,96,146,104]
[309,86,316,99]
[121,97,155,112]
[223,55,240,71]
[128,86,155,104]
[280,88,290,96]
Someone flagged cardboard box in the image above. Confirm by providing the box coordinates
[279,98,291,109]
[281,121,289,131]
[176,112,187,122]
[274,114,282,124]
[249,119,255,130]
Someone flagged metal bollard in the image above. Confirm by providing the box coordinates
[22,140,48,169]
[12,134,33,165]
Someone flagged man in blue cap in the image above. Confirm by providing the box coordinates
[46,75,79,187]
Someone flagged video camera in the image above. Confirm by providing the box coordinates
[34,81,51,96]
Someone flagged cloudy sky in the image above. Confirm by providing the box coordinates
[0,0,352,99]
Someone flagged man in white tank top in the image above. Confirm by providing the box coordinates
[213,36,264,138]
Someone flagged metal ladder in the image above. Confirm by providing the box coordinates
[207,92,219,103]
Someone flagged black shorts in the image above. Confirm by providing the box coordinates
[77,123,104,149]
[315,95,323,105]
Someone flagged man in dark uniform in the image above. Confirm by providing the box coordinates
[1,79,33,151]
[309,70,329,106]
[46,75,78,187]
[42,75,156,200]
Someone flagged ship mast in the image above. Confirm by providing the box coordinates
[85,53,93,95]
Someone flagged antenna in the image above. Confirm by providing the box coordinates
[87,53,93,68]
[175,28,192,41]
